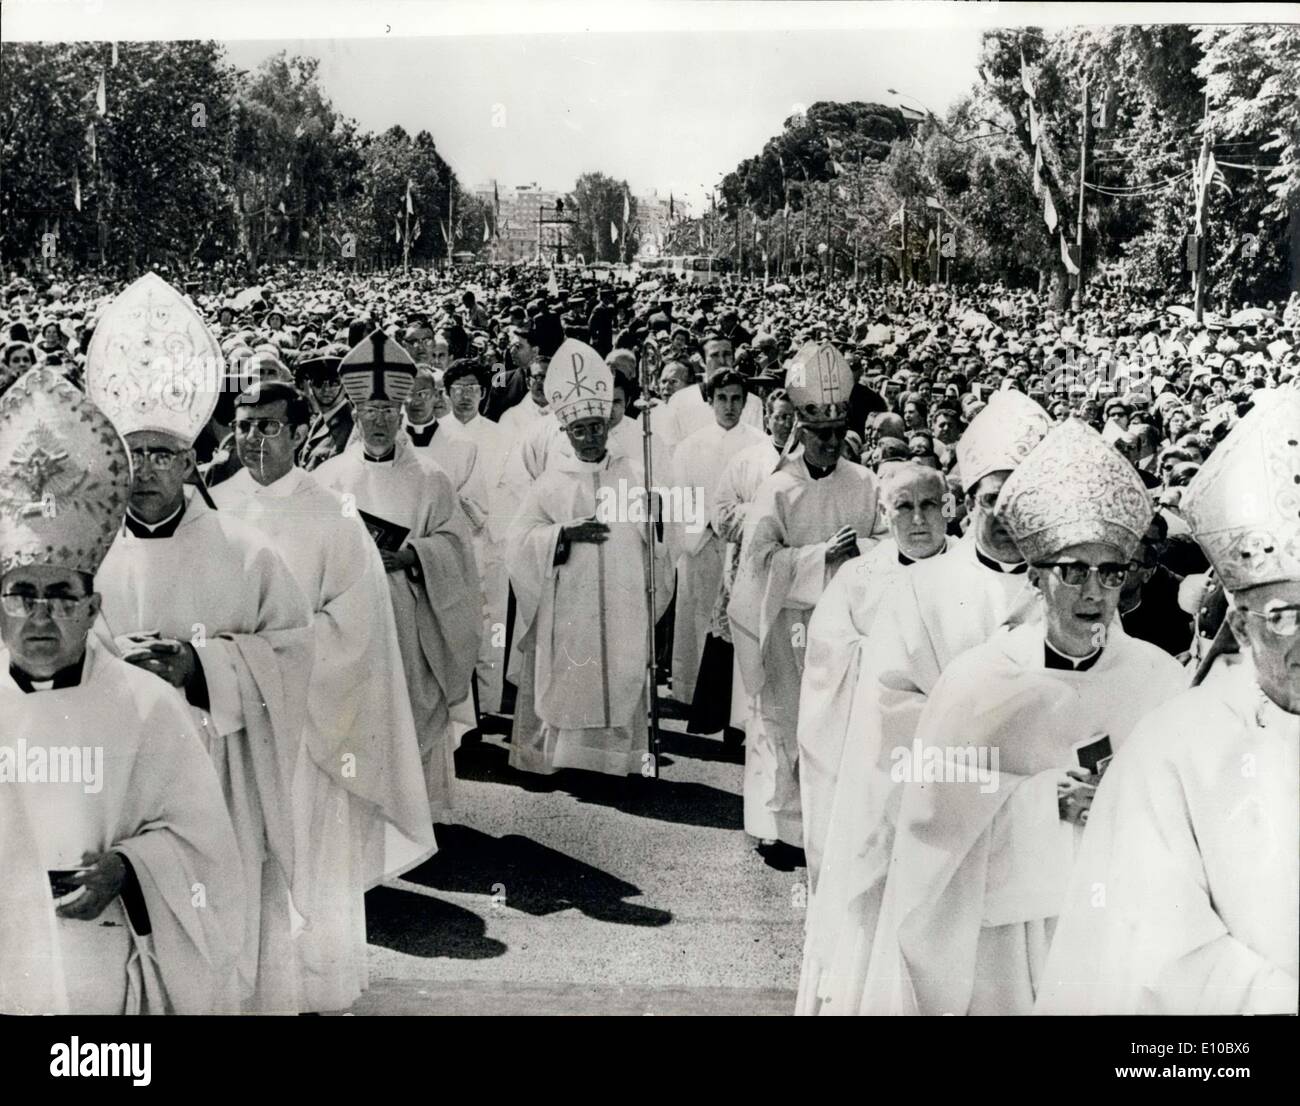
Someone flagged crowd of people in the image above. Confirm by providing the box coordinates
[0,257,1297,1017]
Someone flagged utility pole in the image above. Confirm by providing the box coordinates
[1073,73,1090,310]
[825,182,833,279]
[900,200,908,284]
[934,207,943,284]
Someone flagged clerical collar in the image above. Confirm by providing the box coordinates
[897,549,915,566]
[1045,640,1103,672]
[9,652,86,693]
[363,447,396,464]
[804,458,835,481]
[125,499,187,539]
[976,545,1027,574]
[407,420,438,446]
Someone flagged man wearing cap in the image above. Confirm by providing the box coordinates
[669,369,766,708]
[314,331,482,820]
[1,365,244,1015]
[1039,391,1300,1015]
[212,380,436,1013]
[860,420,1186,1016]
[505,339,672,777]
[298,348,353,472]
[88,275,314,1014]
[728,342,880,862]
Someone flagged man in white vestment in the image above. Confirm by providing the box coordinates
[797,391,1053,1014]
[729,342,879,860]
[212,380,436,1013]
[440,358,512,715]
[861,419,1186,1016]
[89,274,314,1015]
[0,366,243,1015]
[707,389,797,741]
[498,356,551,439]
[796,461,950,888]
[506,338,672,778]
[664,336,763,443]
[404,365,482,521]
[669,370,766,706]
[1038,391,1300,1016]
[314,331,482,820]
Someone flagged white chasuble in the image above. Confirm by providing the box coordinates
[213,466,437,1011]
[861,622,1187,1016]
[315,439,482,818]
[0,639,244,1014]
[505,445,672,776]
[95,491,313,1013]
[1037,656,1298,1015]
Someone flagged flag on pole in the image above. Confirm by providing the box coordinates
[405,179,414,215]
[86,123,96,162]
[699,222,705,248]
[1060,234,1079,275]
[925,195,942,210]
[95,71,106,115]
[831,159,845,175]
[927,228,936,252]
[395,217,402,243]
[1028,100,1039,144]
[484,218,491,244]
[293,122,306,139]
[439,219,449,244]
[1032,143,1045,196]
[888,202,905,228]
[1043,188,1059,233]
[73,171,82,212]
[278,199,286,215]
[622,190,630,226]
[669,193,675,220]
[284,166,291,187]
[111,42,119,69]
[1020,49,1037,99]
[412,219,422,242]
[611,221,620,243]
[1204,151,1231,197]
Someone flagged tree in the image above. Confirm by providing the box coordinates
[565,173,638,262]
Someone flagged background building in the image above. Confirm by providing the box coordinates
[475,180,571,264]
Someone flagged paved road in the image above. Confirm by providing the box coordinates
[355,707,805,1015]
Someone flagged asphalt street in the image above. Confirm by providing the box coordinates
[355,702,805,1015]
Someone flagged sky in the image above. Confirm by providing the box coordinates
[220,28,984,212]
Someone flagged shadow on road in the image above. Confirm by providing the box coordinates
[455,740,744,830]
[399,824,673,927]
[365,885,508,960]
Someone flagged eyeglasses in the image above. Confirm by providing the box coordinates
[1035,562,1130,589]
[973,490,1002,511]
[448,382,481,396]
[129,447,184,471]
[234,418,286,438]
[1240,604,1300,638]
[1,593,89,619]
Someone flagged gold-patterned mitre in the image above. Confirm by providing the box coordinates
[0,367,130,578]
[955,389,1052,493]
[85,272,222,444]
[545,338,612,427]
[785,341,853,425]
[1182,388,1300,592]
[995,417,1152,563]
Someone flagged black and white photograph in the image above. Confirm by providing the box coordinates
[0,0,1296,1077]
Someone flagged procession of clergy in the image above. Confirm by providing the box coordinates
[0,270,1296,1017]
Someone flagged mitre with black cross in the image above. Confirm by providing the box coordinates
[545,338,612,428]
[338,328,417,405]
[785,340,853,426]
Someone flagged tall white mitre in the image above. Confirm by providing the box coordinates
[785,341,853,425]
[955,389,1052,492]
[1182,388,1300,592]
[0,367,131,575]
[85,271,223,446]
[996,417,1153,562]
[338,328,417,404]
[545,338,612,427]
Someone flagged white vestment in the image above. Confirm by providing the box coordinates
[664,382,763,444]
[315,439,482,819]
[505,442,672,776]
[798,537,1046,1014]
[669,420,766,704]
[862,622,1187,1015]
[0,639,244,1014]
[443,413,512,711]
[1037,655,1298,1015]
[212,466,437,1011]
[728,453,879,846]
[96,492,313,1013]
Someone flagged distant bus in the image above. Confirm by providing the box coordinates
[662,255,733,285]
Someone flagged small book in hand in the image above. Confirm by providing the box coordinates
[357,509,411,553]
